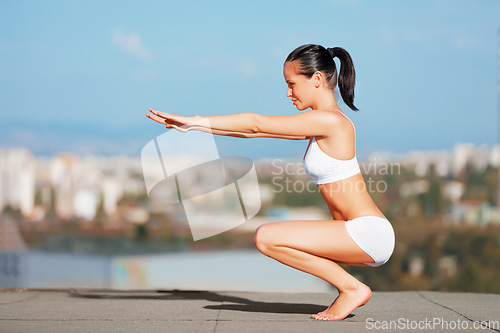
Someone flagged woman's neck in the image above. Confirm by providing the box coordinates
[311,90,340,112]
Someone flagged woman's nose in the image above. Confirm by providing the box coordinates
[286,88,292,97]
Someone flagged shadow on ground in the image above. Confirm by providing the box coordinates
[69,289,343,316]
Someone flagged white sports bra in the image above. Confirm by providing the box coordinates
[303,112,361,185]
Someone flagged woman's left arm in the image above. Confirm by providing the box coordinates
[147,108,337,137]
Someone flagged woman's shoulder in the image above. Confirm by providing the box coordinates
[310,110,354,134]
[303,109,345,125]
[316,112,354,143]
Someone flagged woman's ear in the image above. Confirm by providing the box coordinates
[313,71,323,88]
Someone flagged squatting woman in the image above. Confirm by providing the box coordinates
[146,44,395,321]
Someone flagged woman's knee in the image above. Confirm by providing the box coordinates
[254,224,275,254]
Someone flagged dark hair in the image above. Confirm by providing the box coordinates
[285,44,358,111]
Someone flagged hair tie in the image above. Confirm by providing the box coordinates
[327,47,337,58]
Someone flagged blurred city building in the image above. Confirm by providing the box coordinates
[1,143,500,227]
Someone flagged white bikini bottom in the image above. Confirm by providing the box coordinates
[345,216,395,267]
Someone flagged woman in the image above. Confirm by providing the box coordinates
[146,44,395,321]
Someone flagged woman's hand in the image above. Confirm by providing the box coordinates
[146,108,202,133]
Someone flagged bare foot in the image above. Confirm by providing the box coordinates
[311,283,372,321]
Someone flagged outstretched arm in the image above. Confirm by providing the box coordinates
[188,125,309,140]
[146,111,308,140]
[147,108,337,138]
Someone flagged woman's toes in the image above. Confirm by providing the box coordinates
[312,313,343,321]
[312,311,324,319]
[323,314,337,321]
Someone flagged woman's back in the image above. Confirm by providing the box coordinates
[302,110,386,221]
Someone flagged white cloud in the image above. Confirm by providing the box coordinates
[380,27,429,44]
[453,33,482,49]
[328,0,361,7]
[379,27,485,50]
[271,46,289,60]
[195,54,259,78]
[134,68,160,81]
[112,29,152,60]
[239,60,258,77]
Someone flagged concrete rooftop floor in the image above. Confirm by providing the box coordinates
[0,289,499,332]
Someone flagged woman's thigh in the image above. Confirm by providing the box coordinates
[254,220,375,265]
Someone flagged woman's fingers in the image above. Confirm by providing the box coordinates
[146,112,169,125]
[146,111,176,126]
[149,108,173,120]
[146,112,190,132]
[148,108,187,126]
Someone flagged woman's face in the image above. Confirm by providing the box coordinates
[283,61,317,111]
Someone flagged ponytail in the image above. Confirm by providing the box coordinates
[286,44,358,111]
[327,47,358,111]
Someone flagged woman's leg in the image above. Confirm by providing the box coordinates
[254,219,373,320]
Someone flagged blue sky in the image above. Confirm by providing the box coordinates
[1,0,499,160]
